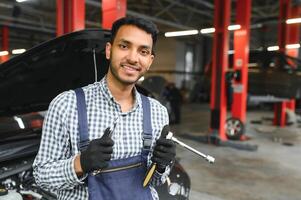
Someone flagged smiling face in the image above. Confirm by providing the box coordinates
[106,25,154,87]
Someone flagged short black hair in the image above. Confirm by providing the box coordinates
[110,17,159,53]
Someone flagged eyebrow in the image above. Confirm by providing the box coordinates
[119,39,152,50]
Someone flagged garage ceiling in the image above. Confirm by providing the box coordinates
[0,0,300,51]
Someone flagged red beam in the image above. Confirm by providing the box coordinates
[56,0,85,36]
[1,26,9,63]
[210,0,231,140]
[273,102,287,126]
[231,0,251,124]
[274,0,291,126]
[102,0,127,30]
[285,6,301,111]
[278,0,291,52]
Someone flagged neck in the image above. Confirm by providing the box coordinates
[106,74,135,112]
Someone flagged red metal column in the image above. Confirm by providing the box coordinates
[231,0,251,128]
[56,0,85,36]
[102,0,127,30]
[210,0,231,141]
[274,0,291,126]
[1,26,9,63]
[286,6,301,111]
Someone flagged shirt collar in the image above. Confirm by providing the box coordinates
[99,76,142,111]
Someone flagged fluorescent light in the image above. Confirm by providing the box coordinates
[228,24,241,31]
[200,28,215,34]
[200,25,241,34]
[267,44,300,51]
[286,18,301,24]
[250,23,263,29]
[267,46,279,51]
[14,116,25,129]
[286,43,300,49]
[12,49,26,54]
[0,51,9,56]
[228,50,235,54]
[164,30,199,37]
[16,0,28,2]
[138,76,145,82]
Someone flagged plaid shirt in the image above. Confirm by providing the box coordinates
[33,77,170,200]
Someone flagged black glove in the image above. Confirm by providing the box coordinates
[151,125,176,173]
[80,128,114,173]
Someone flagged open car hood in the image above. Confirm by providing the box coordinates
[0,29,111,116]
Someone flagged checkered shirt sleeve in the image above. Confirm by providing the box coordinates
[32,79,170,200]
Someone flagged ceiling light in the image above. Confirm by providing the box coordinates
[16,0,28,2]
[200,28,215,34]
[267,46,279,51]
[200,25,241,34]
[138,76,145,82]
[164,30,199,37]
[228,50,235,54]
[14,116,25,129]
[12,49,26,54]
[286,43,300,49]
[0,51,9,56]
[286,18,301,24]
[228,24,241,31]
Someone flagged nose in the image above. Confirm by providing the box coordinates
[126,49,138,64]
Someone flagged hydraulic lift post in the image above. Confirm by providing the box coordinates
[274,0,291,127]
[1,26,9,63]
[231,0,251,135]
[102,0,127,30]
[285,5,301,111]
[56,0,85,36]
[210,0,231,141]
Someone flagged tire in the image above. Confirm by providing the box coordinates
[225,117,245,140]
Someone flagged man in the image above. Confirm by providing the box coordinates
[33,17,176,200]
[163,82,182,124]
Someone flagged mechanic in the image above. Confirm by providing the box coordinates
[33,17,176,200]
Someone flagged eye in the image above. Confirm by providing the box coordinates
[140,49,150,56]
[118,44,128,49]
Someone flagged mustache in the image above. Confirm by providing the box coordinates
[120,62,139,69]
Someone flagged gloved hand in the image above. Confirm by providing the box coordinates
[80,128,114,173]
[151,125,176,173]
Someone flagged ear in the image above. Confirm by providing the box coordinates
[147,54,154,71]
[105,42,112,60]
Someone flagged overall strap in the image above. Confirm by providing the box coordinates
[74,88,89,151]
[75,88,153,155]
[140,94,153,159]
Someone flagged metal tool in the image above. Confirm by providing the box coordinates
[167,132,215,164]
[143,130,215,187]
[92,116,119,176]
[143,128,173,187]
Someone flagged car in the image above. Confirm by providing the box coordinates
[0,29,190,200]
[246,50,301,100]
[193,50,301,104]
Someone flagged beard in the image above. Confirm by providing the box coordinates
[109,63,143,85]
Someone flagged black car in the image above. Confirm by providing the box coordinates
[194,50,301,104]
[246,50,301,99]
[0,29,190,200]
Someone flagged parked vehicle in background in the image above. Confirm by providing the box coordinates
[193,50,301,104]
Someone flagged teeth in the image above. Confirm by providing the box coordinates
[123,65,137,71]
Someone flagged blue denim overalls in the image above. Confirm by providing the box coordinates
[75,88,154,200]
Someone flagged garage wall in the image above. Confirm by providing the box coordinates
[147,35,212,92]
[147,36,177,83]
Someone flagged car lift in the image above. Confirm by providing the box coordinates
[1,26,9,63]
[274,0,300,127]
[56,0,85,36]
[204,0,257,151]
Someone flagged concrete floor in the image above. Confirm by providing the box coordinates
[170,103,301,200]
